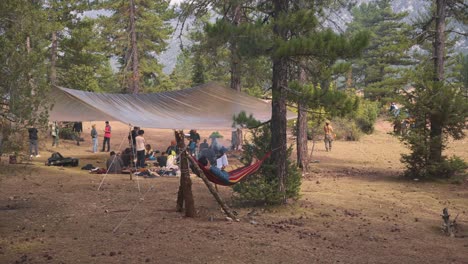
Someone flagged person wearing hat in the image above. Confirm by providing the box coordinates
[102,121,111,152]
[323,121,334,152]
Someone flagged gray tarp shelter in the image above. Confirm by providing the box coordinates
[49,82,295,129]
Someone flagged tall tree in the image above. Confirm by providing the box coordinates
[346,0,412,102]
[179,0,369,201]
[179,0,264,91]
[0,0,50,121]
[423,0,466,164]
[269,5,369,200]
[0,0,50,152]
[99,0,174,93]
[45,0,117,92]
[399,0,467,178]
[59,18,118,92]
[270,0,290,201]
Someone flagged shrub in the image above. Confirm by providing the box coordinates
[59,127,76,140]
[331,118,362,141]
[232,124,301,205]
[354,100,379,134]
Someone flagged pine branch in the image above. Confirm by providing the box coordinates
[445,30,468,37]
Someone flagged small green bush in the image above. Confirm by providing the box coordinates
[354,100,379,134]
[428,156,467,179]
[59,127,76,140]
[208,131,223,139]
[331,118,362,141]
[232,124,301,205]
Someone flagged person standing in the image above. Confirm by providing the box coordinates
[28,126,39,158]
[189,129,200,156]
[324,121,334,152]
[51,121,59,147]
[128,126,139,153]
[102,121,111,152]
[91,124,98,153]
[73,122,83,146]
[135,130,146,168]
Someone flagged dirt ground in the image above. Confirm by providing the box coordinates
[0,121,467,264]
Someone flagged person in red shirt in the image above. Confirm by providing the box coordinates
[102,121,111,152]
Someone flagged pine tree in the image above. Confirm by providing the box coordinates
[180,0,369,202]
[59,18,118,92]
[399,0,468,178]
[0,0,51,153]
[346,0,412,102]
[0,0,50,122]
[178,0,258,91]
[98,0,174,93]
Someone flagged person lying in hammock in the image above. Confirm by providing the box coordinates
[198,156,229,184]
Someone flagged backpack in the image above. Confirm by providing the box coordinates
[47,152,79,167]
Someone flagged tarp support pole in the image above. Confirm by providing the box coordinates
[175,130,196,217]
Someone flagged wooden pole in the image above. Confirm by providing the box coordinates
[175,130,196,217]
[189,156,239,221]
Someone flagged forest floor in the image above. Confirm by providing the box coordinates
[0,120,467,264]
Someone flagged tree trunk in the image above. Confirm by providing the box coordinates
[129,0,140,94]
[297,102,308,171]
[230,45,241,91]
[229,5,242,92]
[26,36,36,95]
[346,68,353,89]
[50,31,58,86]
[429,0,446,163]
[272,0,289,203]
[296,65,308,171]
[175,130,196,217]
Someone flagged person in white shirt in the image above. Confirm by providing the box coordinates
[135,130,146,168]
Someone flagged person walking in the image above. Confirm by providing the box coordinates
[28,126,39,158]
[91,124,98,153]
[135,130,146,168]
[323,121,334,152]
[102,121,111,152]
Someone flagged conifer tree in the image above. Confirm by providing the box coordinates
[399,0,467,178]
[0,0,51,152]
[346,0,412,102]
[0,0,50,123]
[46,0,118,92]
[179,0,369,201]
[178,0,258,91]
[98,0,174,93]
[59,18,118,92]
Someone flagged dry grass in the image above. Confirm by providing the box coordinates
[0,120,467,264]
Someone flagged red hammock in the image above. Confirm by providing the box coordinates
[190,151,271,186]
